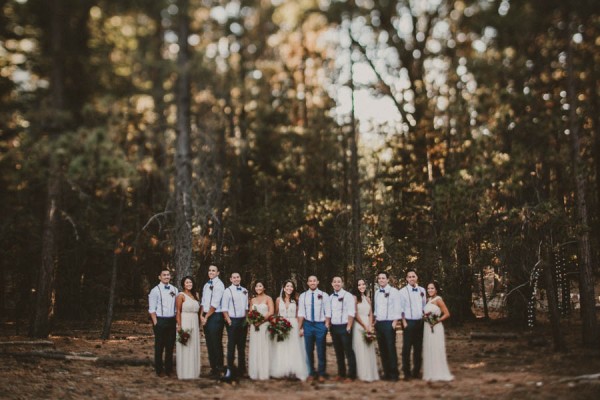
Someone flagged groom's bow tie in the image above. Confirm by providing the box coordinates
[412,287,418,292]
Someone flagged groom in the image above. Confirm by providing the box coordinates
[298,275,331,383]
[399,268,426,380]
[148,268,178,377]
[200,265,225,378]
[222,272,249,380]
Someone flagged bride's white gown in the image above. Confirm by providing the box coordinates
[270,299,308,380]
[422,296,454,381]
[352,297,379,382]
[248,303,271,380]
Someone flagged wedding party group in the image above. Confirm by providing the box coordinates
[147,265,454,383]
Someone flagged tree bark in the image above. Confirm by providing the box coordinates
[101,196,124,340]
[565,12,598,347]
[174,0,193,286]
[30,0,65,338]
[542,246,567,352]
[348,45,362,279]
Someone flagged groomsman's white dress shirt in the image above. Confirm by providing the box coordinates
[327,289,356,325]
[201,276,225,313]
[222,285,249,318]
[399,285,426,320]
[374,285,401,322]
[298,289,331,322]
[148,283,178,317]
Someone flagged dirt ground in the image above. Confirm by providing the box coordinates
[1,311,599,399]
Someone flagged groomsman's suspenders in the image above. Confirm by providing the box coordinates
[330,293,345,324]
[376,290,390,320]
[406,286,425,319]
[303,291,324,321]
[227,287,246,318]
[157,285,165,316]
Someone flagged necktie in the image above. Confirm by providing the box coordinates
[164,285,170,290]
[311,292,315,321]
[412,287,418,292]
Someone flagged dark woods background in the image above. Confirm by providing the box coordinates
[0,0,599,346]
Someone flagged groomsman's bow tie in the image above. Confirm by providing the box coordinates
[412,287,418,292]
[236,287,242,291]
[379,289,385,293]
[208,280,213,284]
[164,285,170,290]
[333,293,339,296]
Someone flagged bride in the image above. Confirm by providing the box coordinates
[270,280,308,380]
[422,280,454,382]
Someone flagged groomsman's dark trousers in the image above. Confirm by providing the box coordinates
[303,320,327,377]
[204,312,225,375]
[330,324,357,379]
[226,317,247,377]
[375,320,399,380]
[402,319,424,378]
[153,316,176,375]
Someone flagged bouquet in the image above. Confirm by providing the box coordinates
[267,316,292,342]
[362,329,377,345]
[177,328,191,345]
[423,312,440,333]
[246,308,265,331]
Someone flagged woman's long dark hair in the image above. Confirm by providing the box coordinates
[353,278,369,303]
[280,280,298,303]
[252,279,267,296]
[180,276,199,300]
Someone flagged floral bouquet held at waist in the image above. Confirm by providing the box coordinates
[423,312,440,333]
[246,309,265,331]
[177,328,191,345]
[363,330,377,345]
[267,316,292,342]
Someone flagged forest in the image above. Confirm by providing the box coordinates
[0,0,599,353]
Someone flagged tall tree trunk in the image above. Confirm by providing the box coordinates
[30,0,66,338]
[174,0,193,286]
[565,12,598,347]
[101,196,124,340]
[348,49,362,279]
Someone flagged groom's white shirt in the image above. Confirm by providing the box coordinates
[327,289,356,325]
[399,284,426,320]
[298,289,331,322]
[222,285,249,318]
[148,283,178,317]
[201,276,225,312]
[374,285,401,321]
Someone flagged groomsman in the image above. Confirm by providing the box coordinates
[399,268,426,380]
[298,275,331,383]
[200,265,225,378]
[222,272,249,380]
[148,268,178,377]
[327,276,357,382]
[374,271,401,381]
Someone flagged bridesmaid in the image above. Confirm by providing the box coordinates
[352,279,379,382]
[248,280,274,380]
[270,280,309,380]
[175,276,201,379]
[422,280,453,382]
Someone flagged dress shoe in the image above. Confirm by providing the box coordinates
[318,376,326,383]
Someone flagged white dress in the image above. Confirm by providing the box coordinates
[176,293,201,379]
[352,296,380,382]
[422,296,454,381]
[248,303,271,380]
[270,299,309,380]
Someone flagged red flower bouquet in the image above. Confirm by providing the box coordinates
[246,308,265,331]
[177,328,191,345]
[423,312,440,333]
[267,316,293,342]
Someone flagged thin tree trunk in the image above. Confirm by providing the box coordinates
[542,245,567,352]
[174,0,193,286]
[101,196,124,340]
[565,11,598,347]
[30,0,65,338]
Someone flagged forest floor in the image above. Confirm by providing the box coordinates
[1,311,600,399]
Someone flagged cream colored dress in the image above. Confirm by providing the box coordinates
[352,296,379,382]
[422,296,454,381]
[248,303,271,380]
[270,299,308,380]
[176,293,201,379]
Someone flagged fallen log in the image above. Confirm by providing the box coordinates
[0,340,54,347]
[469,331,519,340]
[558,373,600,383]
[0,350,152,366]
